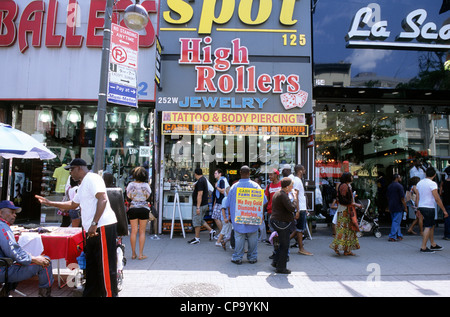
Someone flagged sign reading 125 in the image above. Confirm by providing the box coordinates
[282,33,306,46]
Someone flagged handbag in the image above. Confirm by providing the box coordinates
[348,205,360,232]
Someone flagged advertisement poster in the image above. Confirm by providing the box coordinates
[234,187,264,225]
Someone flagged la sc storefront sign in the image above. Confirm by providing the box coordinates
[346,4,450,51]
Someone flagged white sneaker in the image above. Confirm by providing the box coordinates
[209,230,216,240]
[188,238,200,245]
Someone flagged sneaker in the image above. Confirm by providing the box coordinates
[420,248,435,253]
[209,230,216,240]
[430,244,443,251]
[275,268,291,274]
[188,238,200,245]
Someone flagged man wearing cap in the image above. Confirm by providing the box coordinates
[223,166,267,264]
[35,158,118,297]
[0,200,53,297]
[264,169,281,220]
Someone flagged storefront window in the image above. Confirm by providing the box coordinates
[9,104,154,223]
[157,109,310,232]
[315,104,449,220]
[163,134,298,186]
[313,0,450,91]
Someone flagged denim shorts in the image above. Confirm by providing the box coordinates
[419,207,435,228]
[295,210,307,232]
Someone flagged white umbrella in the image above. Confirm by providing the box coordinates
[0,123,56,160]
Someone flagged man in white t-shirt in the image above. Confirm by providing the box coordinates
[36,158,118,296]
[289,164,312,256]
[409,159,426,180]
[416,167,448,253]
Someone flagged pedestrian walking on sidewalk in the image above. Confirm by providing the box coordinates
[417,167,448,253]
[329,172,361,256]
[216,196,232,250]
[290,164,313,256]
[406,176,422,235]
[387,174,407,241]
[188,168,215,245]
[269,177,297,274]
[440,170,450,240]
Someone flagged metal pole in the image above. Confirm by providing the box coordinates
[93,0,114,173]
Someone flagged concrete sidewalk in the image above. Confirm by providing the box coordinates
[10,224,450,298]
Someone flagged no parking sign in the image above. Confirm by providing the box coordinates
[107,23,139,107]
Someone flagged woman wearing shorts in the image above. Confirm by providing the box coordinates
[126,167,152,260]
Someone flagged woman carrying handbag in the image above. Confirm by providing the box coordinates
[329,172,361,256]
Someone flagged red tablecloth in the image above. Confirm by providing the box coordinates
[15,227,84,266]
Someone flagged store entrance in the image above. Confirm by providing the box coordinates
[10,158,43,223]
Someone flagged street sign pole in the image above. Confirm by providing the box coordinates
[93,0,113,174]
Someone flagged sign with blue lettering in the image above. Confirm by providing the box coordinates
[107,82,137,108]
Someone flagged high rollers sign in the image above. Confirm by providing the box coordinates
[156,0,313,114]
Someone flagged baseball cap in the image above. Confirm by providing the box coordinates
[64,158,87,170]
[271,168,280,176]
[0,200,22,213]
[281,164,292,171]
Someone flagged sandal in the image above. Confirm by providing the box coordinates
[221,240,227,251]
[344,251,355,256]
[132,254,137,260]
[138,255,147,260]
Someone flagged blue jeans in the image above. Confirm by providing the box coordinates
[444,206,450,238]
[0,261,54,289]
[389,211,403,239]
[232,231,258,262]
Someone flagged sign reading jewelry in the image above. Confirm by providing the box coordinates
[156,0,312,114]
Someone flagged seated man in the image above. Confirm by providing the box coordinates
[0,200,53,297]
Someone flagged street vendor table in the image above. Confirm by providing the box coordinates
[15,227,84,288]
[40,227,84,266]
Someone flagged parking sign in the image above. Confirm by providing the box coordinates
[107,23,139,107]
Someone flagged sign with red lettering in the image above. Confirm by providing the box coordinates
[0,0,158,101]
[108,23,138,107]
[156,0,312,114]
[110,23,138,69]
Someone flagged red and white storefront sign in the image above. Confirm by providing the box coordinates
[0,0,158,101]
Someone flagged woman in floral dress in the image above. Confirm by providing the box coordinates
[330,172,361,256]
